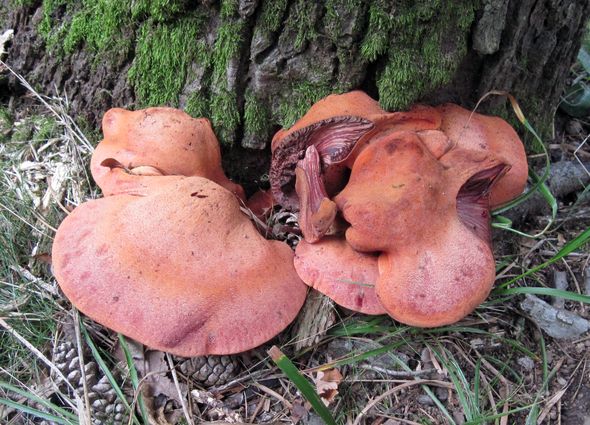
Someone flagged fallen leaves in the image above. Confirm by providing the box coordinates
[313,368,343,407]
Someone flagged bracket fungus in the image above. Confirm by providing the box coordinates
[269,91,443,210]
[294,237,385,315]
[335,132,509,326]
[269,91,529,326]
[91,107,245,199]
[53,107,307,356]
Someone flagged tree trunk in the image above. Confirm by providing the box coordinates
[1,0,588,185]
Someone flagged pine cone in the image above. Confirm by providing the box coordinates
[177,355,241,387]
[269,209,301,248]
[50,320,131,425]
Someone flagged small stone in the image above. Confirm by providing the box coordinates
[417,394,435,406]
[517,356,535,371]
[566,119,584,136]
[435,387,448,401]
[520,295,590,340]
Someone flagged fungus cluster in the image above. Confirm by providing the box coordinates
[270,91,528,327]
[52,108,307,356]
[52,92,528,356]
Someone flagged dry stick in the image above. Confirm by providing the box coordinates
[352,379,453,425]
[359,365,437,378]
[537,386,569,424]
[568,356,587,403]
[0,317,80,399]
[73,310,92,425]
[248,394,267,423]
[166,353,195,425]
[374,416,424,425]
[252,382,293,410]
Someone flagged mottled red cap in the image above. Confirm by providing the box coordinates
[52,177,307,355]
[91,107,244,199]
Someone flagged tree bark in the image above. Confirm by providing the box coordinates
[1,0,588,184]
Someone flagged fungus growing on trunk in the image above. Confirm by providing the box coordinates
[270,91,528,327]
[294,145,337,243]
[436,103,528,207]
[91,107,244,199]
[269,91,443,210]
[52,177,307,356]
[335,131,509,326]
[294,237,385,315]
[52,107,308,355]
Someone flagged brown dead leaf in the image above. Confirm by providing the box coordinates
[32,252,52,265]
[313,368,343,406]
[113,341,186,422]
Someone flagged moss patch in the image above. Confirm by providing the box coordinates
[277,80,332,128]
[63,0,129,54]
[256,0,288,35]
[209,0,248,145]
[128,14,202,107]
[360,0,393,61]
[130,0,188,22]
[373,0,477,111]
[243,91,272,146]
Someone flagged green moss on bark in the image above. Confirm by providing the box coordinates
[209,0,248,145]
[373,0,477,111]
[360,0,393,61]
[291,0,318,50]
[244,91,272,147]
[128,15,202,107]
[256,0,288,34]
[277,80,332,128]
[63,1,129,54]
[130,0,188,22]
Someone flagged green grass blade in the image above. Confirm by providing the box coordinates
[0,398,76,424]
[329,316,394,336]
[0,381,78,421]
[473,359,481,416]
[118,334,150,425]
[421,385,456,425]
[494,287,590,304]
[495,227,590,290]
[464,404,534,424]
[79,321,141,425]
[269,346,337,425]
[429,344,479,422]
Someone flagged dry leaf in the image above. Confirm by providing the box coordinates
[313,368,343,406]
[113,341,185,422]
[32,253,52,265]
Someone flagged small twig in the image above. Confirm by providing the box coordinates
[359,364,436,378]
[551,270,568,309]
[248,394,267,423]
[252,382,293,410]
[73,310,92,425]
[166,353,194,425]
[0,317,78,394]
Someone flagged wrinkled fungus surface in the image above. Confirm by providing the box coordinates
[53,107,307,356]
[269,91,528,326]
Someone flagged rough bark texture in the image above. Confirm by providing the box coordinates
[1,0,588,187]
